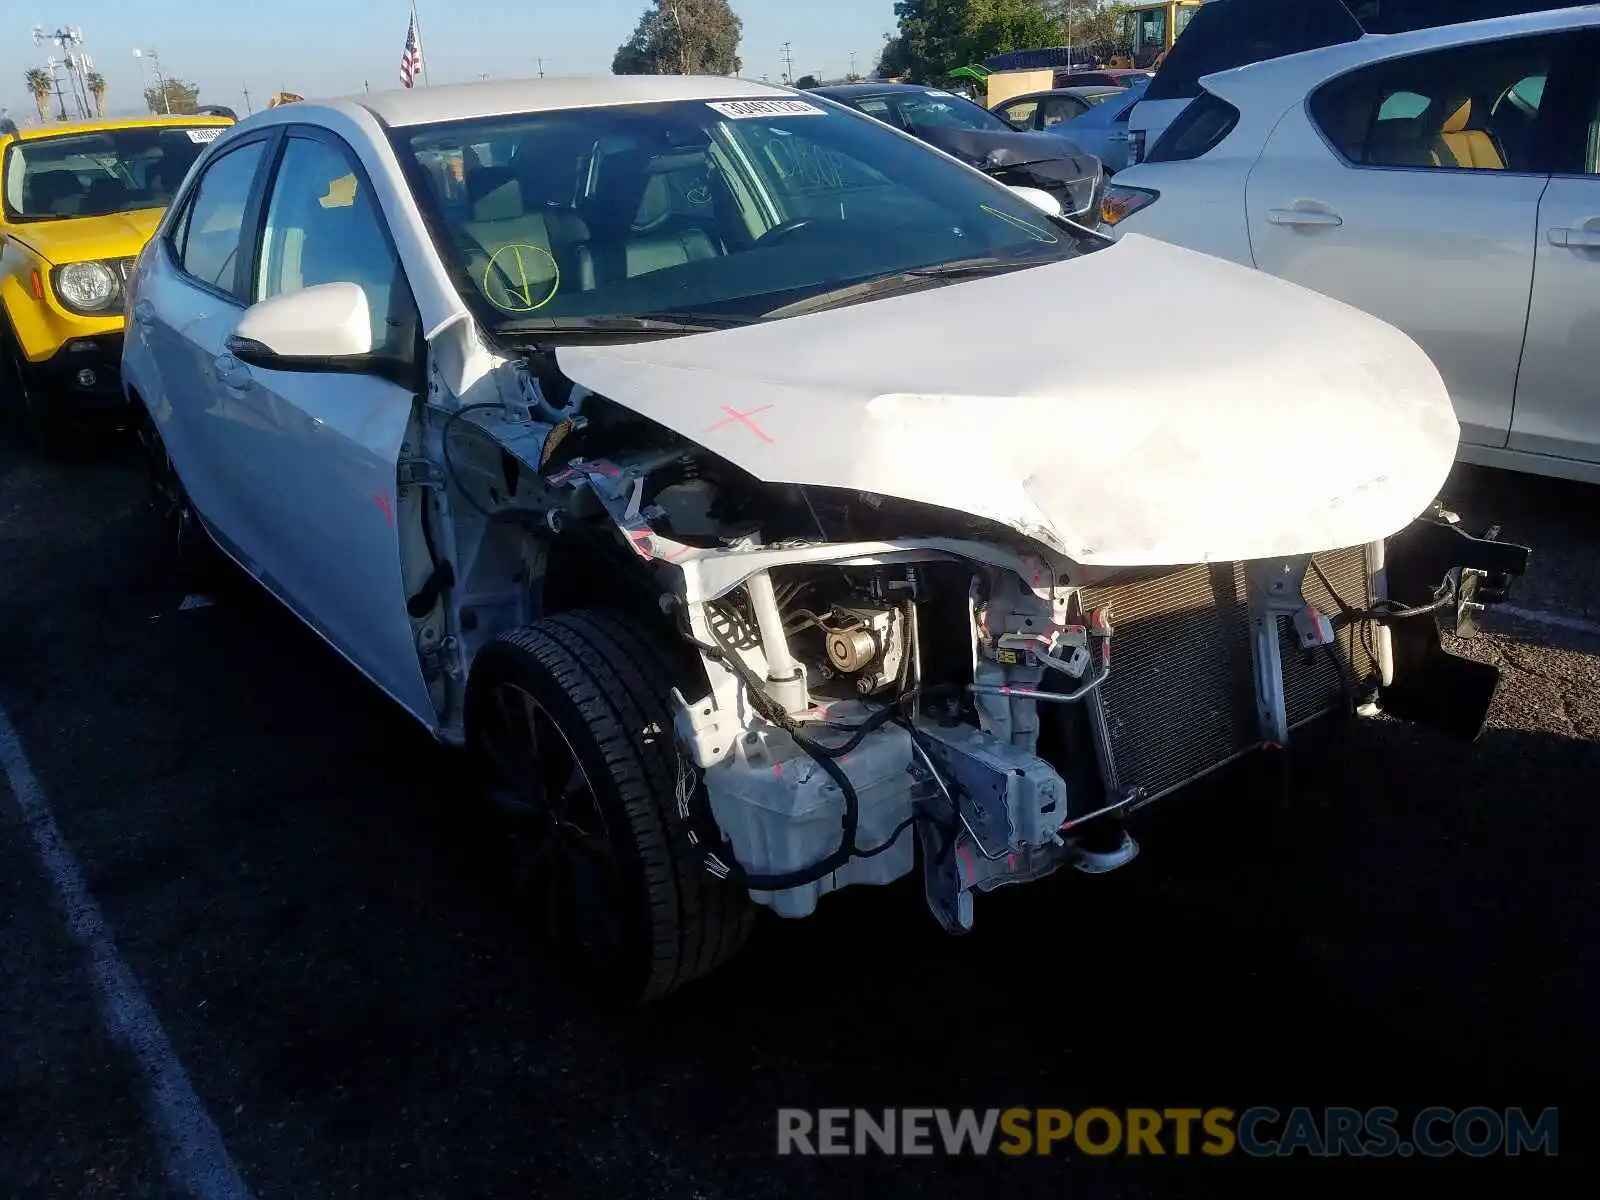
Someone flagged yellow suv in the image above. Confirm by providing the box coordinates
[0,109,235,446]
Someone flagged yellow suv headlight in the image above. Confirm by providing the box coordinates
[51,260,123,315]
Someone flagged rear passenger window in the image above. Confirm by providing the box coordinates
[173,140,266,295]
[1309,35,1555,172]
[1144,92,1240,163]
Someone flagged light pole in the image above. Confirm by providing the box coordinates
[33,25,90,119]
[135,48,169,113]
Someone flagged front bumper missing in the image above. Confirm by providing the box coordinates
[1376,508,1531,740]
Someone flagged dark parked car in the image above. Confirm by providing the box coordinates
[811,82,1104,221]
[1055,68,1153,88]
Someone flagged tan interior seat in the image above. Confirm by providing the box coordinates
[1432,99,1505,170]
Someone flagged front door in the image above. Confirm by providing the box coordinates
[219,126,434,722]
[1244,31,1573,448]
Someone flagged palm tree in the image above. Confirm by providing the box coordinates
[86,71,107,116]
[24,67,53,121]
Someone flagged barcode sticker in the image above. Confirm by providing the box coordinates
[706,99,825,119]
[185,127,224,143]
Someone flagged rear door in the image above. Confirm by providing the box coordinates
[135,130,277,546]
[1039,95,1090,131]
[1509,28,1600,463]
[1244,31,1578,449]
[996,95,1044,131]
[219,125,433,720]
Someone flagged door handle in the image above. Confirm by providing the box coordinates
[132,300,155,326]
[1268,208,1342,228]
[212,353,252,390]
[1548,225,1600,249]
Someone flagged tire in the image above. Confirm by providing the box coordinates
[0,332,67,454]
[135,404,231,593]
[465,610,757,1007]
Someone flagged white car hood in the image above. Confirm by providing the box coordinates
[555,233,1460,567]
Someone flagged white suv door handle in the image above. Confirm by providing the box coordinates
[1268,208,1343,228]
[212,353,252,390]
[1548,225,1600,249]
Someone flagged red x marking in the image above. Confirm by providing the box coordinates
[704,404,775,444]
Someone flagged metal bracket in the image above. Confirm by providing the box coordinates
[1385,511,1531,640]
[1376,512,1533,740]
[1244,555,1310,746]
[398,458,444,489]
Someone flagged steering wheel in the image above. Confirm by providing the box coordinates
[756,218,813,245]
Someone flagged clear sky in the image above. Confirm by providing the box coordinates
[1,0,898,122]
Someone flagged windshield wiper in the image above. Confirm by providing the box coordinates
[494,313,753,335]
[761,255,1041,320]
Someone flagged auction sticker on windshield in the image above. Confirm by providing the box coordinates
[707,99,825,119]
[185,128,223,142]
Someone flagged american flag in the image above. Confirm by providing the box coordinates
[399,12,423,88]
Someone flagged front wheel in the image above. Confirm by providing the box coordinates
[0,336,66,453]
[465,610,757,1007]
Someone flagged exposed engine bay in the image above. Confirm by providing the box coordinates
[395,343,1531,934]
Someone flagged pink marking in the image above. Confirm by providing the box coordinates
[372,492,394,526]
[958,841,976,883]
[704,404,775,444]
[592,460,622,477]
[1007,853,1017,869]
[626,528,655,560]
[773,762,783,779]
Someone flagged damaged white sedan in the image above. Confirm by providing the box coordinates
[122,76,1529,1006]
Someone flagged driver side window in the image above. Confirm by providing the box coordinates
[255,134,412,356]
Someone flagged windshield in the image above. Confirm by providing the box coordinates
[857,89,1018,133]
[394,97,1093,331]
[1,125,225,222]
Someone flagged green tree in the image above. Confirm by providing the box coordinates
[876,35,912,79]
[24,67,54,121]
[794,73,819,88]
[613,0,743,75]
[888,0,1059,83]
[144,78,201,115]
[86,71,107,116]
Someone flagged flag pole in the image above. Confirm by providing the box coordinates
[411,1,430,86]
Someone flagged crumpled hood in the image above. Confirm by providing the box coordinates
[910,124,1094,176]
[5,208,163,265]
[555,233,1460,568]
[910,124,1099,214]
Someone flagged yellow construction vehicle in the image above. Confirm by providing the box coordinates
[1107,1,1204,70]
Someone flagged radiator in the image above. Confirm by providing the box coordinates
[1079,546,1380,804]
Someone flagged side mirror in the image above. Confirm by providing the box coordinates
[1007,185,1063,219]
[226,282,374,368]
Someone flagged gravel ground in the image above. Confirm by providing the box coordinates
[1,427,1595,1198]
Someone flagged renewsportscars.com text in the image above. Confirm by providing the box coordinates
[776,1106,1559,1158]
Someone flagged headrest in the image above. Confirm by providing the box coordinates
[26,170,83,212]
[1442,98,1473,135]
[467,167,521,221]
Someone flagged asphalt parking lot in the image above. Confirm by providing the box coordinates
[2,419,1597,1199]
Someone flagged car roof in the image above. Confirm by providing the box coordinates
[812,83,963,98]
[345,74,795,128]
[998,86,1126,104]
[1201,3,1600,96]
[5,113,234,141]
